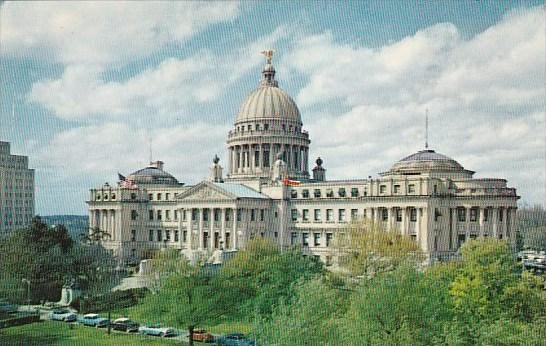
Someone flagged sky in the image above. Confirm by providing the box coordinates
[0,1,544,215]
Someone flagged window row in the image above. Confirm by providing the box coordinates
[291,231,334,247]
[291,208,419,223]
[290,184,418,199]
[131,229,182,243]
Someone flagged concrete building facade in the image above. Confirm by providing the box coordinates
[0,141,35,237]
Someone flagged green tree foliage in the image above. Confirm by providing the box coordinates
[335,219,423,278]
[218,238,323,316]
[517,204,546,250]
[256,278,347,345]
[0,217,117,303]
[339,265,454,346]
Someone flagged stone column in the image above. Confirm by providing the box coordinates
[186,208,193,250]
[110,210,116,241]
[401,207,407,235]
[492,208,498,238]
[229,148,233,175]
[232,208,238,250]
[387,207,394,231]
[416,208,422,242]
[210,208,215,250]
[479,207,485,237]
[259,144,264,171]
[221,208,226,250]
[502,208,508,238]
[198,208,204,250]
[465,207,470,240]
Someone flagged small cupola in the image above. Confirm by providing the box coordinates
[312,157,326,181]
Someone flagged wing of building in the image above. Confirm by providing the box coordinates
[87,54,519,266]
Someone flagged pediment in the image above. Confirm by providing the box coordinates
[177,182,235,201]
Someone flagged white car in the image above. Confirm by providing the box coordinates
[138,324,176,337]
[49,309,77,322]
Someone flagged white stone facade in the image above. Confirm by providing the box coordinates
[87,55,519,265]
[0,141,35,237]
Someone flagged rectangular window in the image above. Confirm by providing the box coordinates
[351,209,358,220]
[166,210,171,220]
[338,209,346,222]
[166,193,170,200]
[314,209,321,222]
[457,208,466,222]
[131,210,138,220]
[408,184,416,194]
[203,209,209,222]
[396,208,402,222]
[148,230,154,241]
[470,208,478,222]
[263,151,270,167]
[484,208,489,222]
[326,233,333,247]
[174,230,179,242]
[166,230,171,241]
[174,210,178,220]
[157,210,162,220]
[302,233,309,247]
[458,234,466,248]
[237,209,242,221]
[410,208,417,222]
[302,189,309,198]
[499,209,503,222]
[251,209,256,221]
[131,229,136,242]
[326,189,334,197]
[225,210,231,221]
[302,209,309,222]
[314,233,321,246]
[351,188,359,197]
[192,209,197,221]
[148,193,153,200]
[326,209,333,222]
[338,188,346,197]
[291,232,297,245]
[394,185,401,193]
[260,209,265,221]
[214,209,220,222]
[254,151,260,167]
[149,210,154,220]
[291,190,298,198]
[183,230,187,242]
[379,185,387,194]
[157,193,162,200]
[381,208,388,221]
[314,189,321,198]
[157,230,162,242]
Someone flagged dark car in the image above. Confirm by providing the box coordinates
[111,317,139,332]
[217,333,256,346]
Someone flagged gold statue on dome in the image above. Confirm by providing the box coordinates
[260,49,275,64]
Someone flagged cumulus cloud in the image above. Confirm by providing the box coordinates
[0,2,239,65]
[287,7,544,203]
[27,26,289,122]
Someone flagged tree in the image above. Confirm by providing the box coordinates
[339,265,454,345]
[81,226,111,245]
[256,278,346,345]
[143,248,194,293]
[334,219,423,278]
[0,217,117,303]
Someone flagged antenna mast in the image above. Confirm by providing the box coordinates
[425,109,429,149]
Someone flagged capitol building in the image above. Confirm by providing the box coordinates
[87,53,519,266]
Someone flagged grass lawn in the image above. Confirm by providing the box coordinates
[0,321,188,346]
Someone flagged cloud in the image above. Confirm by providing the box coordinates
[287,7,544,204]
[27,26,290,122]
[1,2,240,66]
[36,122,228,180]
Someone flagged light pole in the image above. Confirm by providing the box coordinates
[21,278,31,307]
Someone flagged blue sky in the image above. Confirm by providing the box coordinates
[0,1,544,215]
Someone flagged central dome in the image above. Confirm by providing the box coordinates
[236,86,301,123]
[235,59,301,124]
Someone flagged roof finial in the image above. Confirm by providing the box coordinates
[261,49,274,64]
[425,108,429,149]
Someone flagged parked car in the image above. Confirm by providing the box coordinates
[49,309,77,322]
[138,324,176,337]
[111,317,139,332]
[190,328,214,343]
[217,333,256,346]
[78,313,109,327]
[0,300,17,314]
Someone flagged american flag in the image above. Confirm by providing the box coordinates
[118,173,138,189]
